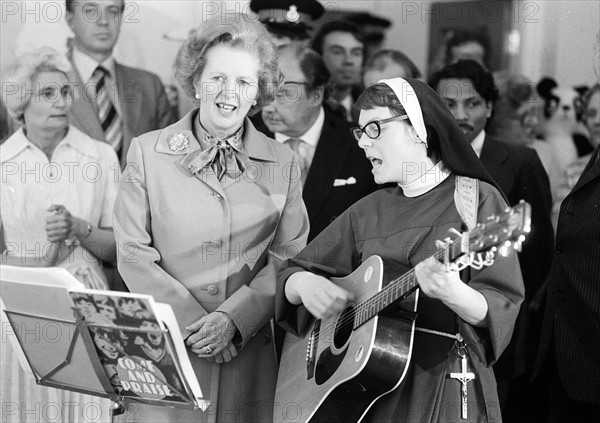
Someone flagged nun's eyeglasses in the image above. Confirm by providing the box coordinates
[351,114,409,142]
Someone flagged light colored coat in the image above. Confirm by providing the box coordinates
[113,110,309,423]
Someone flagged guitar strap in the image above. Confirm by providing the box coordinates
[453,175,479,288]
[454,175,479,231]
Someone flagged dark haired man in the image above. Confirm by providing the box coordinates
[65,0,174,166]
[432,59,555,421]
[311,20,366,122]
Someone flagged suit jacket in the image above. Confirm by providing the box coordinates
[534,149,600,404]
[68,60,175,168]
[113,110,309,422]
[256,112,378,241]
[480,137,554,295]
[480,137,555,379]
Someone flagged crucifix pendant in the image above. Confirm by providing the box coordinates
[450,352,475,419]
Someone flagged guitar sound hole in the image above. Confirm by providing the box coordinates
[333,306,355,350]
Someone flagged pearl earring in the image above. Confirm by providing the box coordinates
[195,93,200,100]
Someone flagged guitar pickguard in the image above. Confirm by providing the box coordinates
[315,345,348,385]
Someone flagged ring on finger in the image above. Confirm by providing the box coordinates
[204,345,212,354]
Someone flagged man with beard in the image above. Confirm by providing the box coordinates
[431,60,554,422]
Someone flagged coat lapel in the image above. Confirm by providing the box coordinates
[67,64,105,141]
[479,137,511,195]
[155,110,226,197]
[115,63,136,161]
[568,150,600,195]
[303,118,350,218]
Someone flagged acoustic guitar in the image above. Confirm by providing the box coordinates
[274,201,531,423]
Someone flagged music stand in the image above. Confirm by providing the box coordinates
[1,273,206,422]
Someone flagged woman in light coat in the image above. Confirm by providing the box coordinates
[113,14,309,423]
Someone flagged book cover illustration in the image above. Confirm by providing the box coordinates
[69,291,190,405]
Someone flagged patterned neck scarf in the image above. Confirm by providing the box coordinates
[182,112,249,180]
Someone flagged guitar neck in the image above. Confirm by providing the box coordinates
[353,244,461,328]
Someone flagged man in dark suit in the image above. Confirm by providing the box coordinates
[431,60,555,421]
[257,43,377,242]
[65,0,174,167]
[533,87,600,422]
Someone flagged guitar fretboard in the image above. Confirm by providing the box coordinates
[353,240,463,328]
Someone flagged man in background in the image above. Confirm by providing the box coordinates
[362,49,422,88]
[431,59,555,422]
[66,0,174,167]
[250,0,324,47]
[311,20,366,122]
[258,43,377,242]
[446,29,491,68]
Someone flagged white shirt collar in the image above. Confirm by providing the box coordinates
[339,94,353,121]
[72,46,116,83]
[471,129,486,158]
[274,107,325,148]
[398,161,451,197]
[1,126,101,163]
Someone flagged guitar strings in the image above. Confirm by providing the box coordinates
[307,211,521,345]
[309,246,457,344]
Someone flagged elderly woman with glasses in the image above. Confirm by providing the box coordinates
[1,46,118,422]
[1,47,119,286]
[113,13,308,423]
[274,78,524,422]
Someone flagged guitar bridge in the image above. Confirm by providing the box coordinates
[306,320,321,380]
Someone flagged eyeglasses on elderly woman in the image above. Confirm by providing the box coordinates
[350,114,409,142]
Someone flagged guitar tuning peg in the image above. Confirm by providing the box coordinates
[518,234,526,243]
[485,250,496,263]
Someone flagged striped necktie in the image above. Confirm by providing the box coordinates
[91,66,123,157]
[285,138,310,186]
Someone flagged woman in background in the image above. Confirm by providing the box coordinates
[1,47,118,422]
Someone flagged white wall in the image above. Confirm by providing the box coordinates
[1,0,598,88]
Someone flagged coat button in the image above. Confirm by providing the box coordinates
[214,192,223,200]
[261,334,271,345]
[207,284,218,295]
[211,238,222,248]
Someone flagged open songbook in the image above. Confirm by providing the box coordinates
[0,265,209,411]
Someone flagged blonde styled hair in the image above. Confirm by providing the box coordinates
[174,13,280,115]
[1,47,72,123]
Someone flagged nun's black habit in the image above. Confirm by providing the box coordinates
[275,78,524,423]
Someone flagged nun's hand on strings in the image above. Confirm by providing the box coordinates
[415,256,462,301]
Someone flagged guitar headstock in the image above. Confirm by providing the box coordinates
[469,200,531,256]
[442,201,532,270]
